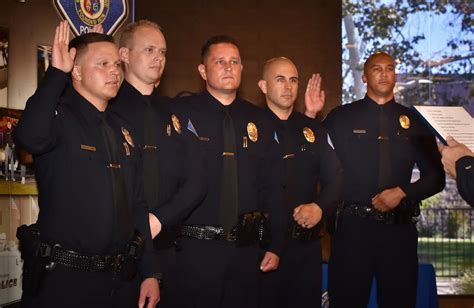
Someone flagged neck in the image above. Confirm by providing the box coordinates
[367,92,394,105]
[268,103,293,120]
[73,85,108,112]
[207,87,237,105]
[125,74,155,95]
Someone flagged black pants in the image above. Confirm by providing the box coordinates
[20,264,138,308]
[328,212,418,308]
[155,247,177,308]
[261,238,322,308]
[175,237,263,308]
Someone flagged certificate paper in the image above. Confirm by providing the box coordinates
[413,105,474,151]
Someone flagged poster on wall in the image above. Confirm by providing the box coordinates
[0,26,7,110]
[0,108,37,196]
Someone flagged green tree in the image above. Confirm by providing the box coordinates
[342,0,473,104]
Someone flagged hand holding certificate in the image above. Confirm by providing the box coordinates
[413,105,474,151]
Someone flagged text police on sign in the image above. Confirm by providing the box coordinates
[53,0,128,36]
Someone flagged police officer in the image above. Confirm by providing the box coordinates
[321,52,445,308]
[172,35,285,308]
[13,21,159,308]
[439,136,474,206]
[108,20,206,307]
[258,57,342,307]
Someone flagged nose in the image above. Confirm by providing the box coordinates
[284,80,292,89]
[224,62,232,71]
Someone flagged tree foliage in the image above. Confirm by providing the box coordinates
[342,0,473,104]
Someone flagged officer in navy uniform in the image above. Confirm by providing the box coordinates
[108,20,206,307]
[13,22,159,308]
[320,52,445,308]
[258,57,343,308]
[172,35,285,308]
[439,136,474,206]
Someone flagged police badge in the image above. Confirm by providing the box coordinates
[303,127,315,143]
[247,122,258,142]
[121,127,134,147]
[171,114,182,134]
[399,115,410,129]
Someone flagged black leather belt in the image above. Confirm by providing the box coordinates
[179,225,237,242]
[41,243,127,272]
[343,203,396,224]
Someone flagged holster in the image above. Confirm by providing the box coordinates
[235,211,270,248]
[16,224,48,296]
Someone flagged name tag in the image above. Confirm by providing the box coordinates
[353,129,366,134]
[80,144,96,152]
[199,136,210,142]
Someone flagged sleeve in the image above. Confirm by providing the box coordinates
[455,156,474,207]
[313,123,343,220]
[260,117,286,256]
[150,129,207,226]
[133,149,160,277]
[13,67,69,154]
[399,117,445,201]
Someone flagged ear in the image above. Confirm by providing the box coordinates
[198,64,207,81]
[119,47,129,64]
[258,80,267,94]
[71,65,82,81]
[362,74,367,84]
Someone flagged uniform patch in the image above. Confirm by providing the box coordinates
[399,115,410,129]
[273,131,279,144]
[247,122,258,142]
[172,114,182,134]
[121,127,134,147]
[187,119,198,137]
[303,127,315,143]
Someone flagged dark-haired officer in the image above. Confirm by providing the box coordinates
[258,57,342,308]
[14,21,159,308]
[108,20,206,307]
[319,52,445,308]
[172,35,285,308]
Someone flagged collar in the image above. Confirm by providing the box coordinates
[200,90,240,113]
[63,86,110,125]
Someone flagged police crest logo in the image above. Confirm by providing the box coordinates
[247,122,258,142]
[75,0,110,26]
[399,115,410,129]
[303,127,315,143]
[121,127,134,147]
[171,114,182,134]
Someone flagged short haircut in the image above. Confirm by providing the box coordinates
[200,35,240,64]
[68,33,115,61]
[119,20,162,48]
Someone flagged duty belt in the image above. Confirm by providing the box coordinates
[288,224,319,241]
[179,225,237,242]
[343,203,406,224]
[40,243,128,273]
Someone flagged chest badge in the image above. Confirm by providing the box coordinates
[303,127,315,143]
[399,115,410,129]
[247,122,258,142]
[121,127,135,147]
[171,114,181,134]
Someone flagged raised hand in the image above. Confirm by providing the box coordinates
[52,20,76,73]
[304,73,325,119]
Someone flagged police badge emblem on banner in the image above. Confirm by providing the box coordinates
[54,0,129,36]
